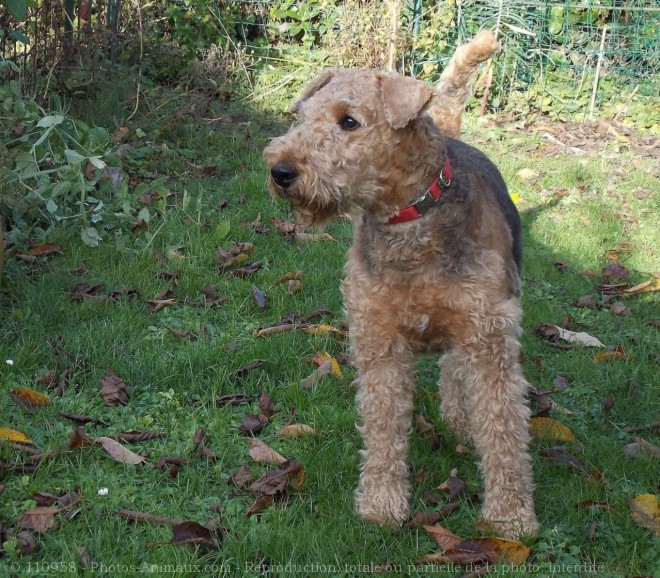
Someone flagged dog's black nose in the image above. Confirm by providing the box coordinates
[270,162,298,189]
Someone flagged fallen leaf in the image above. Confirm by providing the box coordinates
[234,360,268,379]
[252,285,267,309]
[166,327,198,341]
[228,465,253,488]
[112,126,129,142]
[239,413,269,435]
[625,278,660,296]
[300,361,333,388]
[192,428,217,460]
[99,370,129,406]
[9,388,51,411]
[623,437,660,459]
[59,412,101,425]
[278,424,317,437]
[573,294,599,309]
[16,530,38,555]
[575,500,615,512]
[593,346,625,362]
[555,327,605,347]
[28,243,61,257]
[436,468,466,500]
[312,351,344,379]
[259,392,276,418]
[630,494,660,535]
[415,414,435,434]
[17,506,58,532]
[68,426,92,450]
[0,426,33,444]
[303,324,347,337]
[170,521,219,547]
[206,393,256,407]
[247,438,286,465]
[155,456,189,477]
[108,431,165,443]
[226,261,263,278]
[246,494,274,517]
[405,504,459,528]
[609,301,632,316]
[95,437,146,465]
[249,460,303,496]
[602,261,629,280]
[531,417,577,442]
[271,271,303,286]
[423,524,463,550]
[287,279,303,295]
[146,298,177,312]
[540,446,586,471]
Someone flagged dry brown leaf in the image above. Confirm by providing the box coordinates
[249,460,303,496]
[99,370,129,406]
[423,524,463,550]
[170,521,219,547]
[287,279,303,295]
[95,437,146,465]
[278,424,317,437]
[27,243,61,257]
[247,438,286,465]
[530,417,577,442]
[602,261,630,280]
[625,278,660,295]
[68,426,92,450]
[623,437,660,459]
[146,298,177,312]
[227,465,253,489]
[239,413,269,435]
[271,271,304,286]
[436,468,466,500]
[415,414,434,434]
[252,284,267,309]
[246,494,274,517]
[300,361,334,388]
[17,506,58,532]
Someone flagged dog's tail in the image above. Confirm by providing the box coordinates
[427,30,500,138]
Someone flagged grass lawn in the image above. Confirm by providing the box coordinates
[1,87,659,578]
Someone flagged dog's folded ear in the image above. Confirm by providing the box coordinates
[377,72,434,130]
[289,68,339,114]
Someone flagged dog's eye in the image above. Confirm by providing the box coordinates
[339,116,360,131]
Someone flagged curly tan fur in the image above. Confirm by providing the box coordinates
[263,32,537,539]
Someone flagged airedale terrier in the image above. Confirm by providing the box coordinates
[264,32,538,539]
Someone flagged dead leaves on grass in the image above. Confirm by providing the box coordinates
[420,525,530,566]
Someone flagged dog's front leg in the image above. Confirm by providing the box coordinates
[352,330,415,527]
[460,332,539,539]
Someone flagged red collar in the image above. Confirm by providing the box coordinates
[388,154,452,224]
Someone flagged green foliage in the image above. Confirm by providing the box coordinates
[0,0,28,20]
[0,82,133,247]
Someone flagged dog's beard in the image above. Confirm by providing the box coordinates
[268,178,344,228]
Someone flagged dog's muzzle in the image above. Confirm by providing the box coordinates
[270,161,298,191]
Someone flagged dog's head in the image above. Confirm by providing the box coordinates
[263,68,438,226]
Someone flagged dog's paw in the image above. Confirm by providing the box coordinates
[355,481,410,527]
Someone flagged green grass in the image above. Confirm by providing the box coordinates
[1,88,659,578]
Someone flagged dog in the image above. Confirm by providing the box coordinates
[264,32,538,539]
